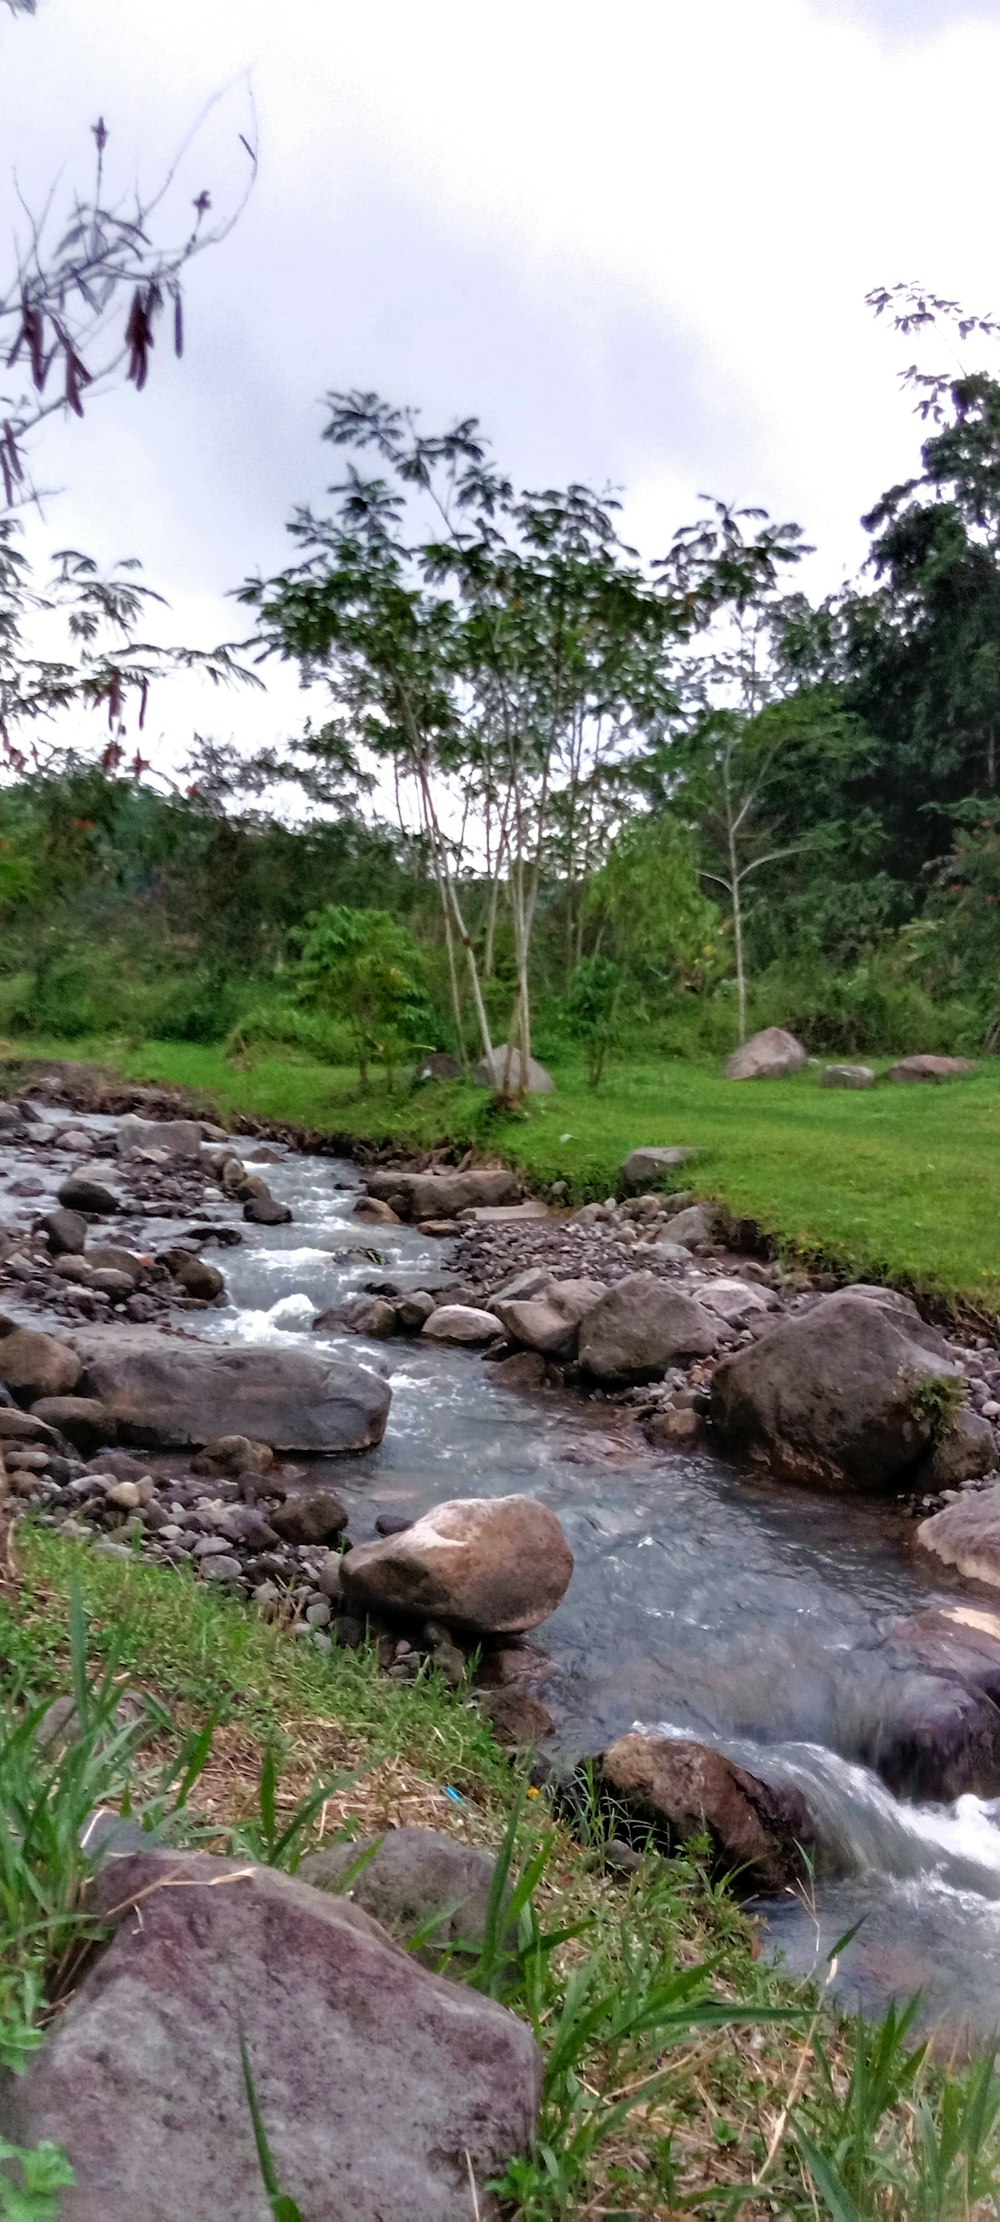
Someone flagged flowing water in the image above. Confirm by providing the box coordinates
[10,1123,1000,2037]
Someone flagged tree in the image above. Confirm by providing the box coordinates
[0,46,257,508]
[295,904,425,1088]
[241,395,678,1093]
[647,501,810,1040]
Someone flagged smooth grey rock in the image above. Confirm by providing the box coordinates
[300,1826,509,1963]
[72,1331,391,1454]
[474,1044,555,1094]
[918,1493,1000,1591]
[0,1846,541,2222]
[915,1409,999,1491]
[724,1027,808,1080]
[820,1063,876,1089]
[0,1328,82,1399]
[889,1055,977,1083]
[493,1276,606,1361]
[667,1204,720,1250]
[365,1167,520,1220]
[40,1207,87,1256]
[422,1304,501,1344]
[620,1146,699,1192]
[116,1114,204,1159]
[579,1273,718,1385]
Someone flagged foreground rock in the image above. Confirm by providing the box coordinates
[422,1304,501,1344]
[596,1731,814,1893]
[0,1325,81,1398]
[578,1272,718,1384]
[72,1331,391,1453]
[889,1054,977,1083]
[711,1288,961,1491]
[493,1276,606,1361]
[0,1846,540,2222]
[365,1167,520,1220]
[475,1044,555,1094]
[341,1494,573,1633]
[723,1027,807,1081]
[918,1486,1000,1590]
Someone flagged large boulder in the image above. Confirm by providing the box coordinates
[724,1027,807,1081]
[422,1305,502,1344]
[341,1493,573,1633]
[889,1054,977,1083]
[72,1330,390,1453]
[621,1145,699,1192]
[578,1273,718,1385]
[365,1167,520,1220]
[918,1486,1000,1591]
[0,1846,540,2222]
[115,1113,204,1158]
[710,1288,961,1492]
[0,1327,81,1399]
[596,1732,814,1893]
[474,1045,555,1095]
[300,1827,509,1964]
[493,1276,607,1361]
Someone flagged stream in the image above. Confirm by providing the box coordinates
[8,1119,1000,2039]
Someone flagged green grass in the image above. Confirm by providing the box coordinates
[9,1033,1000,1312]
[9,1528,1000,2219]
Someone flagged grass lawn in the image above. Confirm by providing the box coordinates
[7,1033,1000,1313]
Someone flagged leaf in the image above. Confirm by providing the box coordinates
[792,2123,865,2222]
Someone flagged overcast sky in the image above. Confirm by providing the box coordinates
[4,0,1000,768]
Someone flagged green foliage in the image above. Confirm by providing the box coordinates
[910,1374,966,1440]
[295,903,428,1086]
[0,2139,74,2221]
[561,956,624,1088]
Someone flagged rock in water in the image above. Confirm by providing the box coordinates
[116,1114,204,1158]
[39,1207,87,1256]
[0,1846,541,2222]
[710,1287,961,1491]
[72,1331,390,1453]
[578,1272,718,1384]
[596,1732,814,1893]
[422,1305,501,1344]
[724,1027,807,1080]
[56,1175,121,1214]
[889,1054,977,1083]
[493,1277,606,1361]
[243,1195,294,1225]
[341,1494,573,1632]
[918,1487,1000,1590]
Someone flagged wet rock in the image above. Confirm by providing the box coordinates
[475,1686,555,1749]
[821,1063,876,1089]
[889,1055,977,1083]
[579,1273,718,1385]
[711,1287,961,1492]
[39,1207,87,1256]
[422,1304,501,1344]
[243,1195,293,1225]
[493,1277,606,1361]
[724,1026,808,1081]
[159,1251,225,1302]
[353,1195,401,1224]
[56,1174,121,1215]
[83,1246,145,1284]
[646,1406,703,1447]
[301,1827,510,1964]
[314,1295,397,1338]
[30,1396,114,1450]
[0,1847,541,2222]
[341,1493,574,1634]
[88,1269,135,1301]
[474,1044,555,1094]
[596,1731,814,1893]
[72,1331,391,1454]
[914,1408,998,1490]
[620,1146,699,1192]
[116,1114,204,1158]
[395,1290,437,1333]
[366,1167,520,1220]
[491,1349,548,1391]
[918,1487,1000,1589]
[270,1488,350,1546]
[194,1434,273,1478]
[0,1327,82,1399]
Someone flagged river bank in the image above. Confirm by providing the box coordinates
[4,1058,1000,2214]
